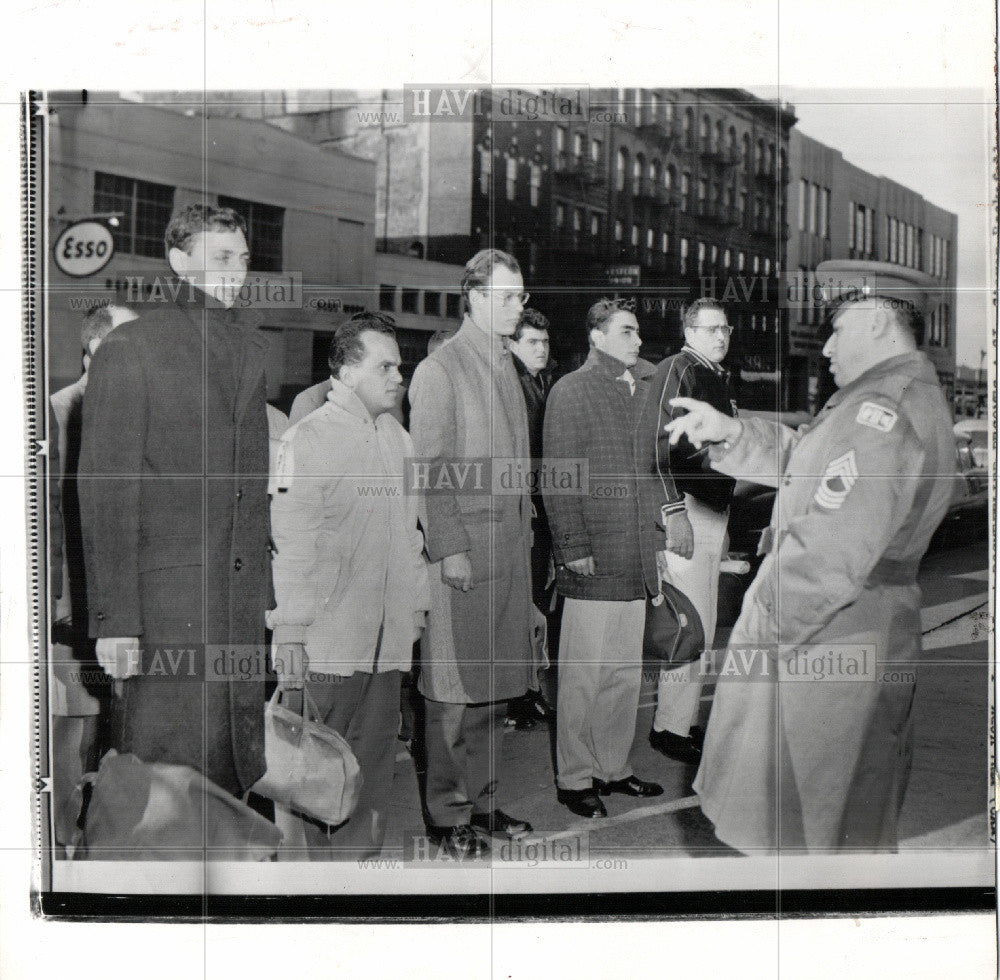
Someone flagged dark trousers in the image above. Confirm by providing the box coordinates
[305,669,402,858]
[423,698,505,828]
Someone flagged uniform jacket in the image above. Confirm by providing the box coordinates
[645,345,738,515]
[408,316,535,704]
[268,380,430,675]
[78,289,271,795]
[693,350,956,852]
[542,348,665,601]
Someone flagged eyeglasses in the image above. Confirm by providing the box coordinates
[477,288,530,307]
[693,324,733,336]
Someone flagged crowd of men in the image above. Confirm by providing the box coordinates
[50,203,956,861]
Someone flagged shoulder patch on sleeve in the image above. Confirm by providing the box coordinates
[857,401,897,432]
[814,450,859,510]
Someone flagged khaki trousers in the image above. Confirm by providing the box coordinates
[556,597,646,791]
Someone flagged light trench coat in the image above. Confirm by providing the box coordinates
[268,380,430,675]
[694,351,955,852]
[408,317,535,704]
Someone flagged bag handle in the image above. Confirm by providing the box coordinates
[271,684,323,725]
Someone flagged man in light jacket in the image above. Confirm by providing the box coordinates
[269,311,430,859]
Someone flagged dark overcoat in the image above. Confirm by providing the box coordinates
[78,290,271,795]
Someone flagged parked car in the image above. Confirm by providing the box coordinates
[931,421,990,546]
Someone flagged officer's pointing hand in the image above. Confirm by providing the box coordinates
[664,397,742,449]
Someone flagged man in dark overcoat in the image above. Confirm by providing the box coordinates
[78,204,271,798]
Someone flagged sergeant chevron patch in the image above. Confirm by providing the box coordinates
[815,450,859,509]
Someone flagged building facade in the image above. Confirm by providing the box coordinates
[786,129,958,413]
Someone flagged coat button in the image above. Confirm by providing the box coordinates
[236,488,243,501]
[234,558,243,571]
[96,612,105,621]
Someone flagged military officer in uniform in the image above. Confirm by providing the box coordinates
[662,261,956,853]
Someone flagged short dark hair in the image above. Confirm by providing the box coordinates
[682,297,726,331]
[164,204,247,255]
[81,303,131,349]
[460,249,521,307]
[328,310,397,379]
[513,308,550,341]
[586,297,635,345]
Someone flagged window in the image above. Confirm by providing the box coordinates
[424,290,442,316]
[573,208,584,232]
[573,131,585,159]
[661,232,669,254]
[697,241,706,275]
[591,213,601,238]
[665,165,675,191]
[906,225,914,268]
[942,239,948,278]
[555,126,567,153]
[742,133,751,170]
[631,223,639,246]
[555,202,566,227]
[753,255,760,273]
[865,209,873,257]
[478,147,492,195]
[379,284,395,312]
[764,257,771,275]
[529,164,541,207]
[650,159,660,183]
[684,108,694,147]
[821,188,831,239]
[723,249,730,269]
[681,172,690,212]
[646,227,655,250]
[738,251,745,271]
[446,293,461,319]
[888,218,897,262]
[400,289,419,314]
[616,147,628,191]
[664,100,674,123]
[807,183,817,235]
[615,219,624,242]
[715,119,725,151]
[218,194,284,271]
[633,153,644,188]
[591,138,602,164]
[648,91,659,122]
[94,171,175,258]
[917,228,924,270]
[740,190,748,223]
[698,177,709,204]
[505,156,518,201]
[700,114,711,140]
[680,238,689,275]
[710,244,718,266]
[853,205,866,257]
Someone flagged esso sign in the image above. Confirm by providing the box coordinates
[54,220,115,277]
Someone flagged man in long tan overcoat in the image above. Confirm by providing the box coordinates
[408,249,535,858]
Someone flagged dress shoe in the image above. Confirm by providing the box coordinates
[649,728,703,766]
[426,823,490,859]
[556,787,607,819]
[470,808,533,839]
[593,775,664,798]
[504,689,553,730]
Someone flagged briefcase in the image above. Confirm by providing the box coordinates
[643,580,705,666]
[251,686,363,828]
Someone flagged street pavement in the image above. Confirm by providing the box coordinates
[380,533,992,861]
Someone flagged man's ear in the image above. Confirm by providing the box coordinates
[589,327,604,349]
[871,304,894,338]
[168,246,189,278]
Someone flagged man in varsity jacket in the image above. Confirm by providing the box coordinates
[640,298,738,766]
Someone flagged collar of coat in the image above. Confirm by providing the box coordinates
[458,315,512,364]
[584,346,655,381]
[167,278,269,350]
[510,350,557,382]
[825,349,937,409]
[325,376,397,429]
[680,343,729,378]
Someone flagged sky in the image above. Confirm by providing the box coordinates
[764,87,994,368]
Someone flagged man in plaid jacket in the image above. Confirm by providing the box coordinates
[542,298,668,819]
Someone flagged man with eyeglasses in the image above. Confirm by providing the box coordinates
[408,249,536,858]
[640,297,738,767]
